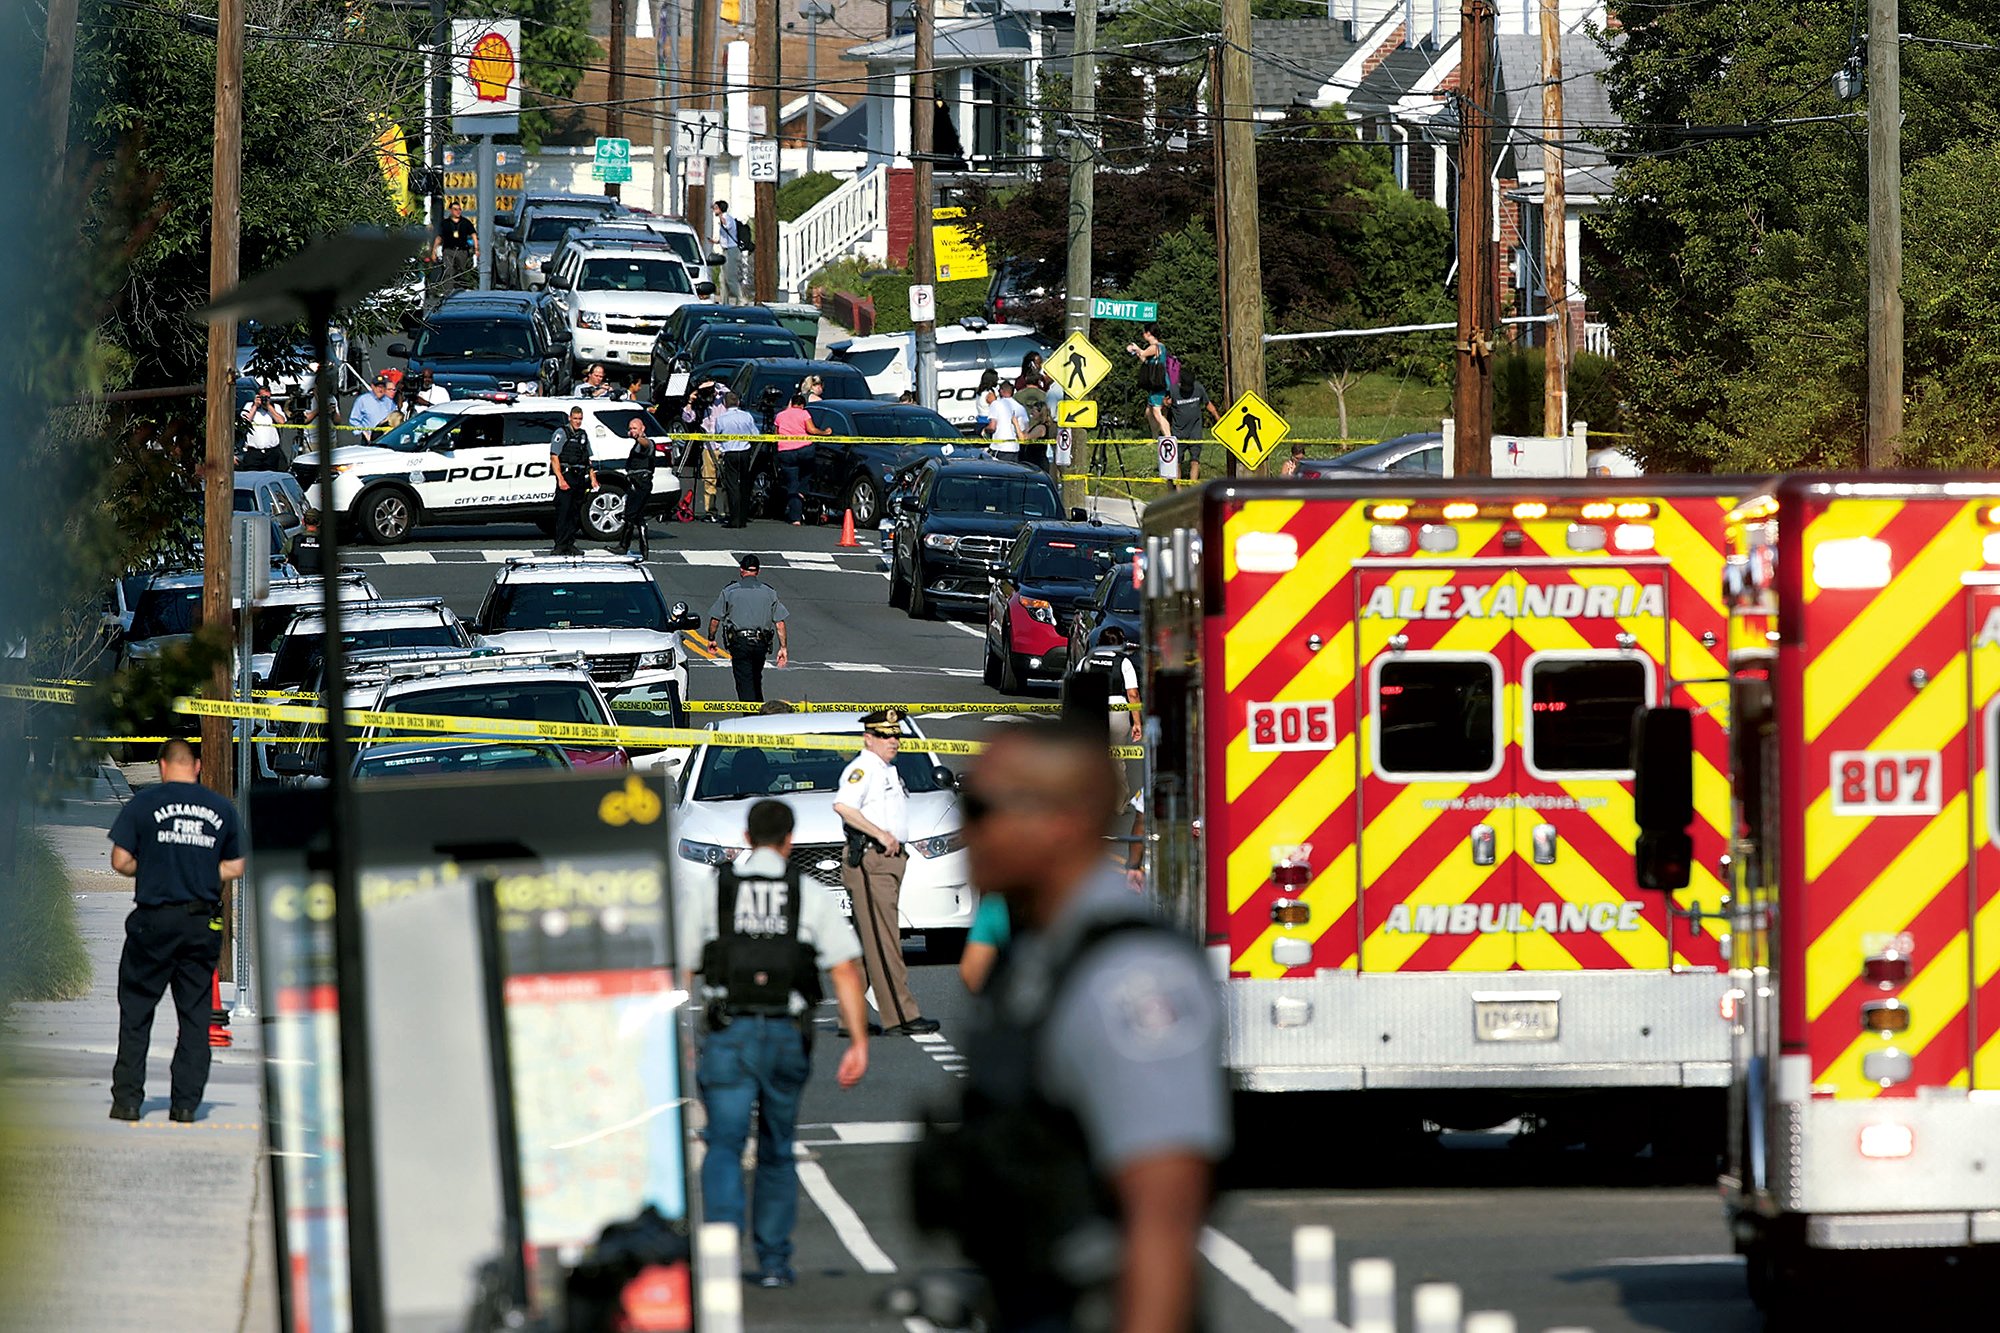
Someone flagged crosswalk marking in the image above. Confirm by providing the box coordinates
[797,1161,898,1274]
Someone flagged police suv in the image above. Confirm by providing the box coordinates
[827,318,1051,431]
[470,554,701,729]
[361,651,630,770]
[294,398,678,545]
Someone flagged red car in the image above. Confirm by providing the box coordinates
[983,521,1141,694]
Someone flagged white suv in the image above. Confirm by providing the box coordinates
[828,318,1053,430]
[294,397,678,545]
[362,652,630,771]
[545,239,700,376]
[668,712,974,941]
[471,554,700,729]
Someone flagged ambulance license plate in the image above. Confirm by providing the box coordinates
[1473,996,1559,1043]
[833,890,853,917]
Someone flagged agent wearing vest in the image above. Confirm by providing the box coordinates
[679,798,870,1289]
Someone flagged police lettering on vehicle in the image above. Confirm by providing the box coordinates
[1361,582,1665,621]
[442,461,552,485]
[1382,900,1646,936]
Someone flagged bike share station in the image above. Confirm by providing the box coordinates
[250,771,704,1333]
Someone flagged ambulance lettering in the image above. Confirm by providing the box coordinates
[1361,583,1664,621]
[1975,606,2000,647]
[1382,901,1645,935]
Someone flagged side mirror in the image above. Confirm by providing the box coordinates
[1070,506,1088,522]
[931,766,957,790]
[694,282,717,299]
[1631,707,1694,891]
[269,751,322,778]
[707,253,725,267]
[386,342,410,359]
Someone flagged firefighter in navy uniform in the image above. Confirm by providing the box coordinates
[548,406,597,555]
[679,798,871,1288]
[914,719,1227,1333]
[613,414,658,556]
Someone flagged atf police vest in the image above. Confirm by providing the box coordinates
[700,861,816,1016]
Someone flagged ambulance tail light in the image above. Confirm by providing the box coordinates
[1271,899,1310,926]
[1983,532,2000,566]
[1863,949,1913,989]
[1270,844,1313,892]
[1512,502,1548,521]
[1442,502,1480,521]
[1858,1122,1915,1160]
[1566,523,1606,552]
[1861,998,1910,1034]
[1613,523,1655,552]
[1369,525,1412,555]
[1813,536,1893,590]
[1417,524,1458,553]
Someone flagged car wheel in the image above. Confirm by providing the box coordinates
[357,485,417,546]
[846,475,882,527]
[999,628,1024,694]
[888,551,910,609]
[982,635,1001,688]
[585,484,628,540]
[908,556,932,620]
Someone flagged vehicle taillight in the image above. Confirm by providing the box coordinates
[1861,998,1910,1033]
[1862,949,1912,989]
[1858,1122,1914,1159]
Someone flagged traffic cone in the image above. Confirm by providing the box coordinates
[208,970,232,1048]
[838,508,860,547]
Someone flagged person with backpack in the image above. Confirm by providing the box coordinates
[1126,324,1178,441]
[679,798,871,1289]
[913,718,1227,1333]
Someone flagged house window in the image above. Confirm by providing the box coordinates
[971,69,1023,160]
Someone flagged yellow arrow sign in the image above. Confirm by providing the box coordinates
[1051,333,1113,399]
[1057,398,1098,429]
[1216,390,1289,470]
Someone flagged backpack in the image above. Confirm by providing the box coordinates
[1164,350,1185,396]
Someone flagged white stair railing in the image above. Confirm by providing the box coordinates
[778,167,891,299]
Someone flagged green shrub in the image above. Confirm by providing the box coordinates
[859,275,987,336]
[0,828,92,1002]
[778,172,843,223]
[1491,346,1625,438]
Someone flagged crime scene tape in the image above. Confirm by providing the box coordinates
[625,699,1090,715]
[172,696,1142,759]
[0,683,81,704]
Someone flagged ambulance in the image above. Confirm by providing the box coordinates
[1632,475,2000,1302]
[1140,476,1739,1143]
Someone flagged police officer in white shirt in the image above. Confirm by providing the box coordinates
[678,798,870,1288]
[832,709,940,1035]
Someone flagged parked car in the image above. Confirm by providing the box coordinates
[386,300,571,399]
[668,712,973,942]
[982,521,1142,693]
[984,260,1061,327]
[649,302,783,379]
[259,596,473,690]
[885,456,1076,620]
[1297,432,1444,479]
[361,651,629,770]
[493,208,598,290]
[562,216,713,287]
[435,290,573,365]
[727,359,872,429]
[827,318,1053,431]
[493,191,626,234]
[353,740,573,782]
[792,400,963,527]
[544,239,701,376]
[1064,560,1144,669]
[234,470,310,553]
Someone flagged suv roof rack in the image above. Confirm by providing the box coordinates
[501,552,647,571]
[288,595,449,621]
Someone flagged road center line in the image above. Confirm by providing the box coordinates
[1200,1226,1331,1331]
[796,1160,898,1274]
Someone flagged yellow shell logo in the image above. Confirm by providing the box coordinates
[599,775,662,827]
[468,31,516,103]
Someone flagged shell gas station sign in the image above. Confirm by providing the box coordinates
[452,19,522,130]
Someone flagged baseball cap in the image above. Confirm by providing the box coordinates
[738,553,760,572]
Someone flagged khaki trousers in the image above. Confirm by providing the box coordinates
[842,848,920,1026]
[701,446,719,512]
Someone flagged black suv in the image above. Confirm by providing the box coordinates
[388,299,570,398]
[886,456,1079,619]
[794,400,961,526]
[1066,560,1144,668]
[650,303,783,380]
[728,359,872,428]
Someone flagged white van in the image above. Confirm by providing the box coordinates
[827,319,1052,431]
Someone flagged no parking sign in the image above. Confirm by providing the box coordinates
[1157,435,1179,479]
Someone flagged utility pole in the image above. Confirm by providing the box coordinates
[1209,43,1228,411]
[911,0,938,406]
[802,1,832,176]
[1865,0,1902,467]
[202,0,244,799]
[1538,0,1567,436]
[688,0,716,228]
[1452,0,1496,476]
[753,0,780,301]
[39,0,79,163]
[608,0,629,201]
[430,0,448,232]
[654,0,673,214]
[1064,0,1096,339]
[1218,0,1265,437]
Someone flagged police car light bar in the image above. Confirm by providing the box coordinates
[503,552,647,569]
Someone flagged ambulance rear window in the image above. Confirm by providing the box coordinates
[1374,658,1499,778]
[1526,656,1650,775]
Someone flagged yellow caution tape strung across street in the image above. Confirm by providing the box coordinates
[0,683,81,704]
[170,696,1142,759]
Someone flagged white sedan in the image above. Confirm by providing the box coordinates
[668,712,974,938]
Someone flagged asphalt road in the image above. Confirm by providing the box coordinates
[350,511,1768,1333]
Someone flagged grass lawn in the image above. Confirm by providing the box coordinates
[1,828,92,1003]
[1273,372,1450,453]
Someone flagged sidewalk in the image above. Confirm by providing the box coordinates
[0,783,276,1333]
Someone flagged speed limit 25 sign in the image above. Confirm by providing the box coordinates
[1828,750,1941,816]
[1246,700,1336,753]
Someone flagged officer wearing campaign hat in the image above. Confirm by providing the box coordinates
[832,709,939,1035]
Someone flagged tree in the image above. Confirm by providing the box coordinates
[1590,0,2000,471]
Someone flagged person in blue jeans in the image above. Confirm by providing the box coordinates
[679,798,871,1287]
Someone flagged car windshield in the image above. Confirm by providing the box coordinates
[526,216,587,242]
[653,231,703,264]
[371,410,460,453]
[484,581,667,630]
[931,475,1061,517]
[377,682,606,729]
[356,744,568,779]
[129,586,201,639]
[412,319,534,360]
[233,489,258,513]
[699,331,802,359]
[1104,570,1141,613]
[693,740,944,801]
[250,605,302,655]
[1025,537,1135,581]
[578,258,693,294]
[268,623,464,688]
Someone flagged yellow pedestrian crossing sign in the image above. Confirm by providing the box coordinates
[1051,333,1113,399]
[1216,390,1288,470]
[1056,398,1098,429]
